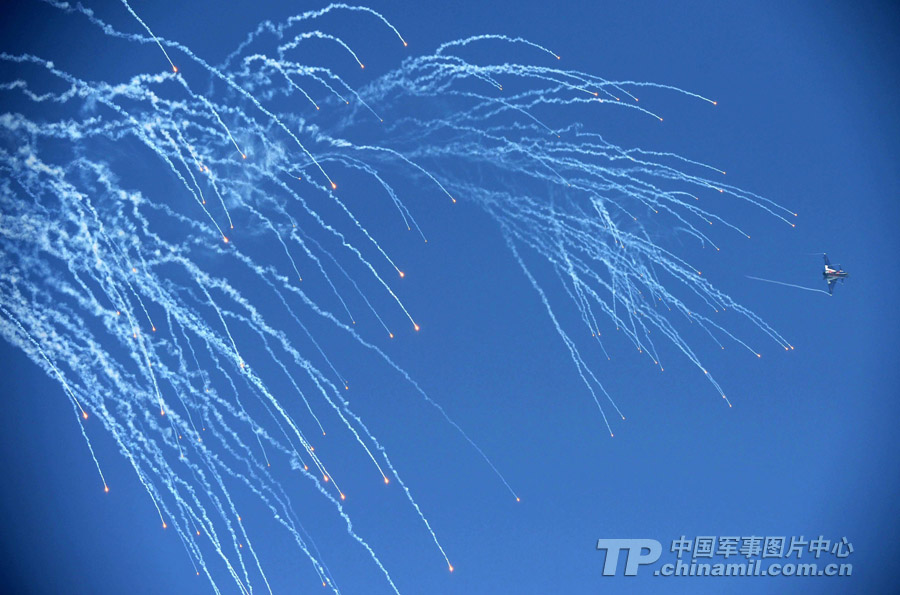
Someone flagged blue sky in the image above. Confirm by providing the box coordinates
[1,1,898,593]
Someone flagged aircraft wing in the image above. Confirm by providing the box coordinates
[827,278,836,295]
[824,253,831,266]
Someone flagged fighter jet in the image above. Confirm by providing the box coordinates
[823,253,848,295]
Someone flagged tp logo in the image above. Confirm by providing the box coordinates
[596,539,662,576]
